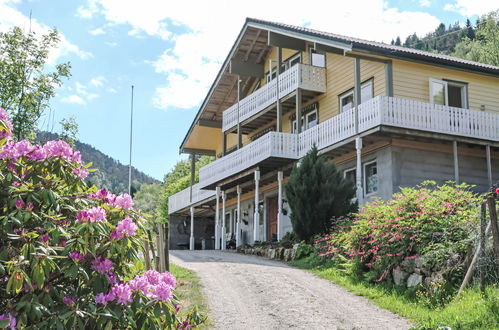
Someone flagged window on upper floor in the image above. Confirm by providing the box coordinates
[344,167,356,185]
[339,79,374,113]
[429,78,468,108]
[291,103,318,133]
[266,53,302,83]
[311,50,326,67]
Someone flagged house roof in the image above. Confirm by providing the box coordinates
[179,17,499,154]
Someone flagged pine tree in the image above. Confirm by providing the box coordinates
[395,36,401,46]
[285,146,357,242]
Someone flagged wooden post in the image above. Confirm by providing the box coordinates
[254,170,260,243]
[221,191,226,250]
[236,185,241,247]
[453,141,459,184]
[147,230,156,269]
[237,76,242,149]
[164,222,170,272]
[295,89,302,134]
[277,171,283,241]
[215,187,220,250]
[189,206,195,251]
[354,58,361,134]
[144,238,151,270]
[355,137,363,204]
[487,196,499,264]
[486,145,493,188]
[276,48,282,132]
[480,202,486,293]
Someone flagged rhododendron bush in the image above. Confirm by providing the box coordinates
[315,181,482,284]
[0,109,203,329]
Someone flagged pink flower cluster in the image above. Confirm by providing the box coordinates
[87,190,134,210]
[0,108,13,141]
[92,257,114,275]
[0,139,82,164]
[76,206,107,223]
[95,270,176,306]
[111,217,138,239]
[68,251,84,261]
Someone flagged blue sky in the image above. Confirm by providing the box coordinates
[0,0,495,181]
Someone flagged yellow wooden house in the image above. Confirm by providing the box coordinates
[168,18,499,250]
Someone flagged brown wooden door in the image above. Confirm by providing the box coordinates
[267,196,278,241]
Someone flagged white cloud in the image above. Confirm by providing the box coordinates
[419,0,431,7]
[61,94,85,105]
[89,27,105,35]
[90,76,106,87]
[106,87,118,93]
[0,0,93,63]
[77,0,442,110]
[443,0,498,17]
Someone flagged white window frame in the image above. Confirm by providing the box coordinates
[339,90,354,113]
[429,78,468,108]
[344,167,356,183]
[291,109,317,133]
[363,160,378,197]
[339,79,373,113]
[266,66,278,83]
[285,53,301,70]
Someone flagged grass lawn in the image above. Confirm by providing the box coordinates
[291,256,499,330]
[170,263,212,328]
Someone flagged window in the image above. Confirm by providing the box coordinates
[311,51,326,67]
[344,168,356,185]
[364,161,378,195]
[287,53,301,68]
[266,54,302,83]
[266,66,277,83]
[429,79,468,108]
[291,110,317,133]
[338,79,373,113]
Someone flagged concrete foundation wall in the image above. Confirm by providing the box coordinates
[169,215,215,250]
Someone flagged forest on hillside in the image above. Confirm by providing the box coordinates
[391,10,498,66]
[38,131,159,194]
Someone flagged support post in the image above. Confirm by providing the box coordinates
[354,58,361,134]
[221,191,226,250]
[254,170,260,243]
[453,141,459,184]
[189,153,195,202]
[236,185,241,247]
[488,196,499,264]
[480,202,486,293]
[222,132,227,156]
[486,145,493,188]
[189,207,195,251]
[295,89,302,133]
[277,171,283,241]
[237,76,242,149]
[276,48,282,132]
[384,61,393,97]
[215,187,220,250]
[356,137,363,204]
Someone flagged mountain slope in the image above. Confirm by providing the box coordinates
[38,132,159,194]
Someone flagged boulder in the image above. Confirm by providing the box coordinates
[414,256,425,269]
[284,249,292,261]
[400,258,415,273]
[392,269,409,286]
[407,273,423,288]
[270,249,276,259]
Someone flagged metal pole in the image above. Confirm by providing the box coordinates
[128,85,134,195]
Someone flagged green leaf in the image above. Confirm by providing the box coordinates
[0,318,11,327]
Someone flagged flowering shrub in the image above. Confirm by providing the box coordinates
[315,181,481,284]
[0,109,203,329]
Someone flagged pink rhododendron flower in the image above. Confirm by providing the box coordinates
[496,188,499,194]
[15,200,24,209]
[26,202,34,211]
[40,235,49,243]
[76,206,107,223]
[0,314,16,329]
[72,168,89,179]
[69,251,84,261]
[95,292,113,305]
[109,283,133,305]
[42,140,82,164]
[26,145,46,161]
[111,193,134,210]
[92,257,113,274]
[116,217,138,237]
[63,296,76,305]
[106,271,117,284]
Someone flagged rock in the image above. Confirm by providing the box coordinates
[290,247,297,260]
[276,248,284,260]
[270,249,276,259]
[414,256,425,269]
[392,269,407,285]
[400,258,415,273]
[407,273,423,288]
[392,269,409,286]
[284,249,292,261]
[414,268,423,275]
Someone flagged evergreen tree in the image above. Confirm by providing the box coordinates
[285,146,356,242]
[395,36,401,46]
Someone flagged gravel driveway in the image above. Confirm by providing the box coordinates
[170,250,413,330]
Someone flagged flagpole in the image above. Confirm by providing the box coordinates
[128,85,134,195]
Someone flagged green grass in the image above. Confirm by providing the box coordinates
[170,263,212,328]
[291,256,499,330]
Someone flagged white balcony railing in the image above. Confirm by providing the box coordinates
[168,183,216,214]
[199,131,299,188]
[170,96,499,213]
[222,64,326,132]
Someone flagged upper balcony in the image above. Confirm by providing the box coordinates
[197,96,499,191]
[168,183,216,215]
[222,63,326,133]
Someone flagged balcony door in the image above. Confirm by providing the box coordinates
[267,195,278,242]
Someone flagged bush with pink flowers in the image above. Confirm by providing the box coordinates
[0,109,204,329]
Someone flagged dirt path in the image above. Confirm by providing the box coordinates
[170,250,413,330]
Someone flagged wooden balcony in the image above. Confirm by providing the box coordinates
[222,63,326,132]
[170,96,499,213]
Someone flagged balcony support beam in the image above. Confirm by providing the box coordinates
[295,88,302,134]
[356,137,363,204]
[277,47,283,132]
[189,206,195,250]
[189,154,195,203]
[487,145,493,187]
[453,141,460,184]
[221,191,226,250]
[277,171,283,241]
[354,58,361,134]
[222,132,227,156]
[236,185,242,247]
[385,61,394,97]
[253,170,260,244]
[237,76,242,149]
[215,187,220,250]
